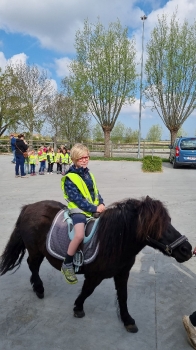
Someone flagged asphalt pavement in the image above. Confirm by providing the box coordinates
[0,155,196,350]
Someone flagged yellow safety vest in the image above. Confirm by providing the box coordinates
[48,152,55,163]
[61,172,99,217]
[29,155,37,164]
[61,153,70,164]
[55,153,61,162]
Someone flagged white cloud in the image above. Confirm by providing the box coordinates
[121,99,154,120]
[0,0,150,53]
[0,52,7,70]
[0,52,28,71]
[7,53,28,66]
[49,79,58,92]
[55,57,72,77]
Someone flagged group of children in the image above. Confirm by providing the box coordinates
[24,145,72,176]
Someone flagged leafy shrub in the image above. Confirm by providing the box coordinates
[142,155,162,172]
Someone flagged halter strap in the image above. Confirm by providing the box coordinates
[146,235,188,256]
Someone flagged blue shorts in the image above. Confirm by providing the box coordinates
[71,213,87,225]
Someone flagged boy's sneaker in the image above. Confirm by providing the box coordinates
[21,175,28,178]
[61,263,78,284]
[15,175,20,178]
[183,315,196,349]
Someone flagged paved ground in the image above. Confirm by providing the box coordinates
[0,155,196,350]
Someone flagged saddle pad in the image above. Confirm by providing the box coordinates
[46,209,99,264]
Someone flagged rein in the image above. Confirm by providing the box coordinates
[146,235,188,256]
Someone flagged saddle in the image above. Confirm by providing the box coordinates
[46,210,100,272]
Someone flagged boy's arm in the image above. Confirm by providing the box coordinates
[98,192,104,205]
[65,178,97,213]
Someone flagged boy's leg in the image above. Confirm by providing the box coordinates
[61,222,85,284]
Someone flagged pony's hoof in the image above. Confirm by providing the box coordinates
[125,324,138,333]
[36,291,44,299]
[74,310,85,318]
[32,286,44,299]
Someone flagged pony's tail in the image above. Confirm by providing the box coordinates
[0,206,27,276]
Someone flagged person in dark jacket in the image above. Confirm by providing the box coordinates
[10,134,16,163]
[15,134,29,178]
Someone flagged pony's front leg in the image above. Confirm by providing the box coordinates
[74,275,103,318]
[114,270,138,333]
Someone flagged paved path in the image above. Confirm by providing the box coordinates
[0,155,196,350]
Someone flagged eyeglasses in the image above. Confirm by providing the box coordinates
[77,156,89,162]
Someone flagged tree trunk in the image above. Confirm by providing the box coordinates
[53,134,57,152]
[29,124,34,147]
[103,127,111,157]
[170,129,178,145]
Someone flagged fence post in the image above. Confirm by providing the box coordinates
[109,140,113,157]
[143,140,145,158]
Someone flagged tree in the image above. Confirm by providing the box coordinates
[92,123,104,142]
[8,63,54,141]
[144,12,196,144]
[124,128,139,143]
[70,19,137,156]
[0,67,21,136]
[146,124,163,141]
[177,127,188,137]
[111,121,126,143]
[46,78,91,147]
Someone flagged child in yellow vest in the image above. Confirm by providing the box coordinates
[55,148,62,174]
[29,150,38,175]
[61,148,72,175]
[47,146,55,174]
[61,143,105,284]
[38,146,47,175]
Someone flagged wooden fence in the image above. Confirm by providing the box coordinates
[0,139,171,158]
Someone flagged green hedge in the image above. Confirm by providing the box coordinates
[142,155,162,172]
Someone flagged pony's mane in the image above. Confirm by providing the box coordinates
[96,196,170,265]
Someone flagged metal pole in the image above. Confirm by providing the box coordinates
[137,15,147,159]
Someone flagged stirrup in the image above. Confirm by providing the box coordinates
[73,250,84,272]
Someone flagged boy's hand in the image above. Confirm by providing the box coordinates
[193,247,196,255]
[97,204,105,213]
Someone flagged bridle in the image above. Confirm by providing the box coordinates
[146,235,188,256]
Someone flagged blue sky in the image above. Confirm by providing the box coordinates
[0,0,196,140]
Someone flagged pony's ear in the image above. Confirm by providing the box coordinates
[146,195,151,200]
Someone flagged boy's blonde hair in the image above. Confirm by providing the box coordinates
[70,143,89,163]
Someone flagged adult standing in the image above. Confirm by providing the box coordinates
[15,134,28,178]
[10,134,16,163]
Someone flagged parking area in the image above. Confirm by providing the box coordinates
[0,155,196,350]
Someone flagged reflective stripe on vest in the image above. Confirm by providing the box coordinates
[61,172,99,217]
